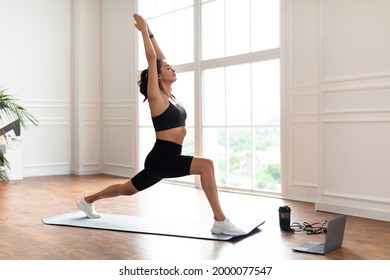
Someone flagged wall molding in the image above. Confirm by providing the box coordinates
[103,100,133,106]
[322,84,390,95]
[321,190,390,204]
[102,162,132,168]
[23,165,71,178]
[103,102,134,122]
[321,72,390,85]
[24,162,70,168]
[82,103,100,121]
[320,73,390,115]
[288,85,318,95]
[291,182,318,188]
[321,117,390,124]
[290,120,318,124]
[22,100,70,122]
[103,122,133,126]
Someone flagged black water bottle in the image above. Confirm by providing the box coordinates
[278,205,292,231]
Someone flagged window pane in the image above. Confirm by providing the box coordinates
[254,127,281,192]
[226,64,251,125]
[173,71,194,126]
[154,0,174,15]
[170,127,195,184]
[182,127,195,156]
[203,128,226,187]
[138,127,156,169]
[137,0,156,18]
[174,8,194,64]
[137,14,175,70]
[251,0,280,51]
[138,2,194,66]
[174,0,193,9]
[138,0,174,19]
[138,95,152,127]
[137,32,147,71]
[182,127,195,183]
[203,68,225,125]
[201,0,225,60]
[252,59,280,125]
[226,128,252,189]
[225,0,250,56]
[149,15,174,62]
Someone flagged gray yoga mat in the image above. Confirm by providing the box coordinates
[42,211,265,241]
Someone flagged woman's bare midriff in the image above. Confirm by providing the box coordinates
[156,126,187,145]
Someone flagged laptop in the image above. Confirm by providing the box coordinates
[292,215,347,254]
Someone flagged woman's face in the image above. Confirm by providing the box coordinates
[159,60,176,83]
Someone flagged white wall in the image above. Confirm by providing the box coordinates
[101,0,137,178]
[0,0,72,176]
[285,0,390,221]
[72,0,103,175]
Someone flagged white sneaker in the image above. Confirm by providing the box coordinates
[76,197,101,219]
[211,218,245,235]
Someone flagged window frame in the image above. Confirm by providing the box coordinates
[136,0,283,194]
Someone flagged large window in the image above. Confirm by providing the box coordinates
[137,0,280,192]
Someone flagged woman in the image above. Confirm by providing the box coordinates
[76,13,244,235]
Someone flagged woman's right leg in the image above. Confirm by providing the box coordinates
[84,180,139,204]
[189,157,226,222]
[76,179,139,219]
[190,157,245,235]
[77,170,161,218]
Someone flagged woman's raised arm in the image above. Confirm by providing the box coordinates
[133,13,162,105]
[134,13,156,63]
[147,26,166,60]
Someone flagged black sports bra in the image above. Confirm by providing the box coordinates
[152,102,187,132]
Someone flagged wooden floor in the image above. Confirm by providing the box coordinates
[0,174,389,260]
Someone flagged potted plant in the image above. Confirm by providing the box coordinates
[0,87,39,181]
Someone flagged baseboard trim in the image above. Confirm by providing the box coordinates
[315,201,390,222]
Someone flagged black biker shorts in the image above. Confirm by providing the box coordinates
[131,139,194,191]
